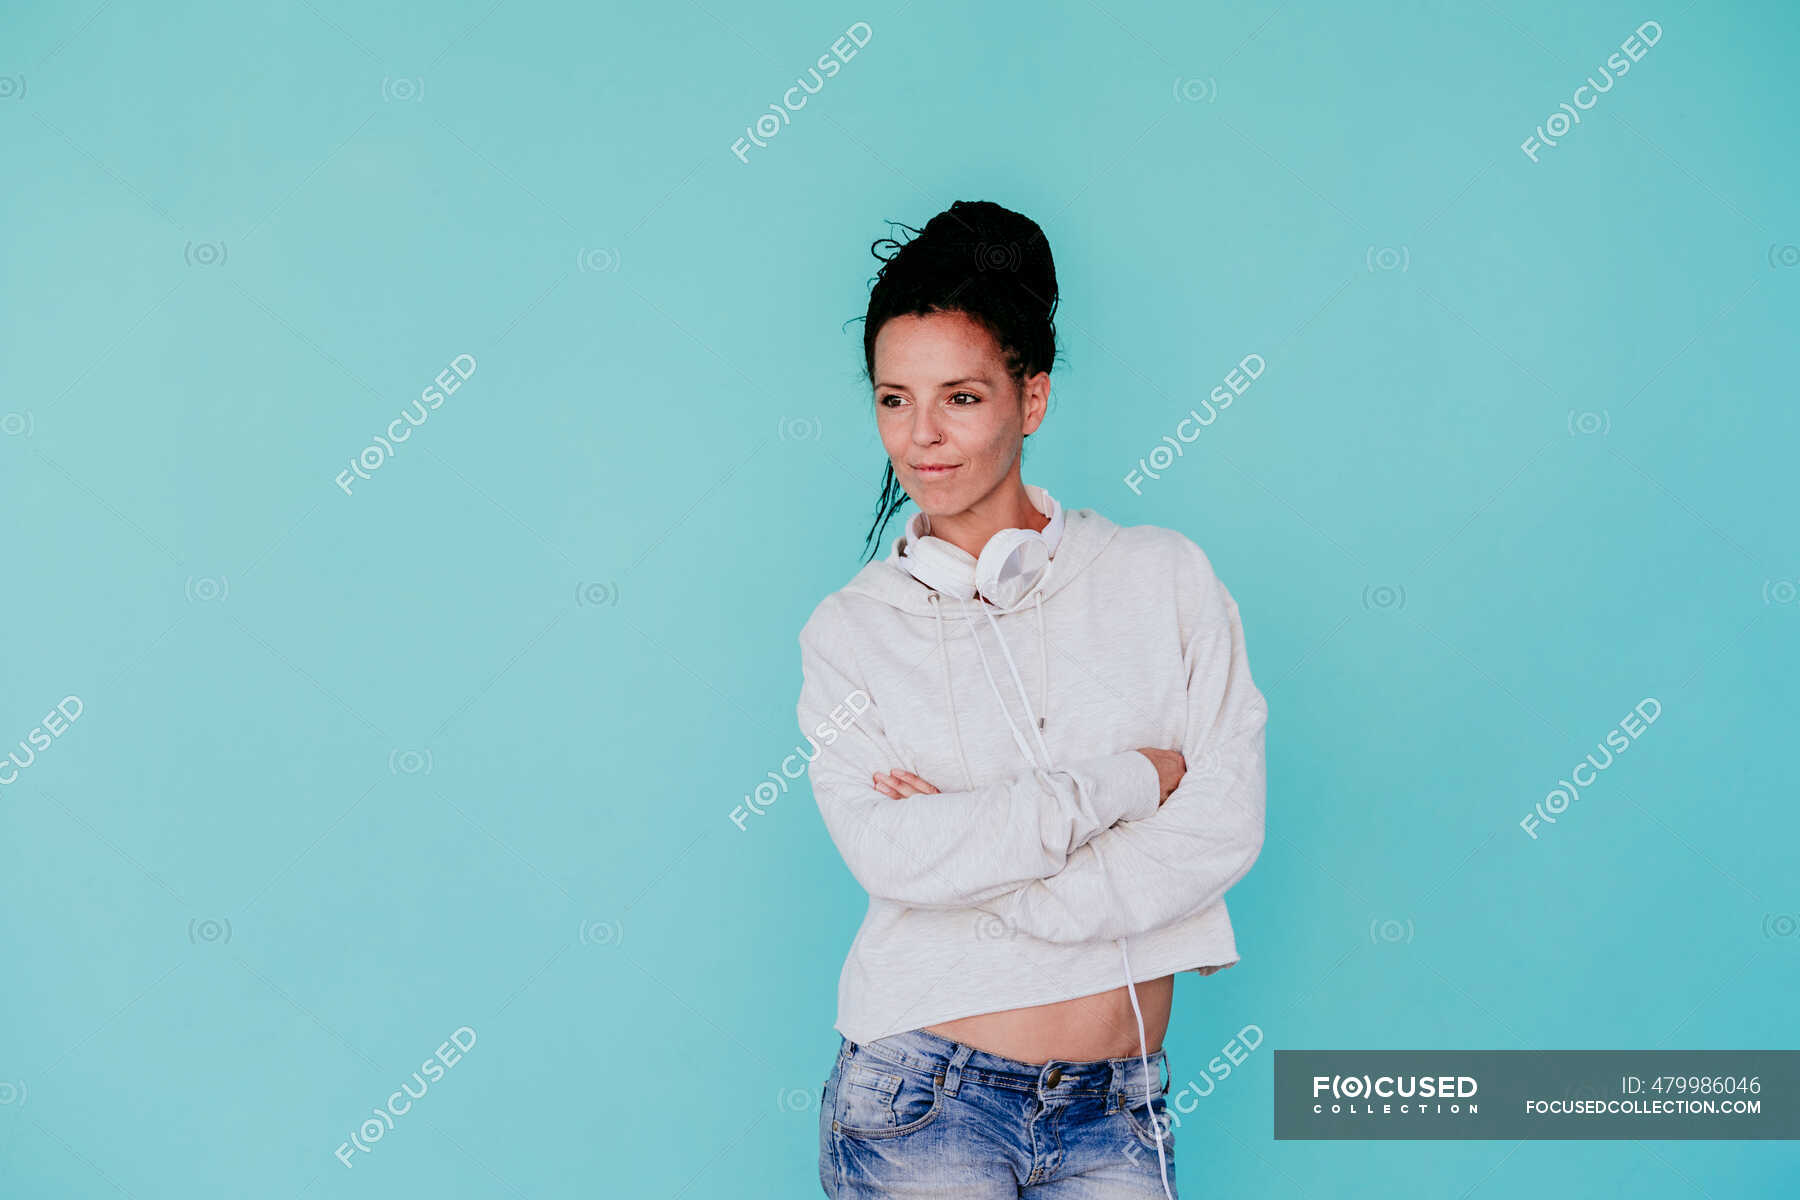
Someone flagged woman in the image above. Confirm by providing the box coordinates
[798,199,1268,1199]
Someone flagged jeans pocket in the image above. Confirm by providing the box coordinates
[831,1048,943,1139]
[1121,1069,1174,1154]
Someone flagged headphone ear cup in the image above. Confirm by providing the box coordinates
[903,536,978,599]
[976,529,1051,609]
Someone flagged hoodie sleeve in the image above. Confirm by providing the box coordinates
[797,604,1163,910]
[976,546,1267,944]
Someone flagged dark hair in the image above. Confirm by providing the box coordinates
[856,200,1060,562]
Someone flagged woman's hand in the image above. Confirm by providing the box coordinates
[1135,748,1187,805]
[871,769,939,799]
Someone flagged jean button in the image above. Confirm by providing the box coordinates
[1045,1067,1062,1087]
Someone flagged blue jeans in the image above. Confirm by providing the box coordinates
[818,1027,1178,1198]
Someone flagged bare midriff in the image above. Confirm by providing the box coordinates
[923,974,1173,1065]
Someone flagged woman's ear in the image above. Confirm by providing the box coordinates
[1020,370,1051,436]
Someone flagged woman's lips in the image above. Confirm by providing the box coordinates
[914,464,959,477]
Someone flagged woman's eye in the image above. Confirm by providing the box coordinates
[877,393,905,407]
[949,392,981,405]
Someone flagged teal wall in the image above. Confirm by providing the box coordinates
[2,0,1795,1195]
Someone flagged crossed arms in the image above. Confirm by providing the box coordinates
[796,552,1267,945]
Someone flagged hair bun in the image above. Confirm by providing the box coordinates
[916,200,1056,315]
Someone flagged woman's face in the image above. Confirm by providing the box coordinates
[870,309,1048,519]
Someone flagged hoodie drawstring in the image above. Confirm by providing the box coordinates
[1118,936,1175,1200]
[926,590,1052,785]
[1034,590,1048,730]
[961,595,1053,769]
[928,593,978,791]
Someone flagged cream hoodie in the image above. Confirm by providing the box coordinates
[796,489,1268,1050]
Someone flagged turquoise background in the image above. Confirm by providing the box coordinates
[3,0,1796,1195]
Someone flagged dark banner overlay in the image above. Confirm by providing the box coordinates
[1275,1051,1798,1140]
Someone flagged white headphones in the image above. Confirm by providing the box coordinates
[888,484,1065,611]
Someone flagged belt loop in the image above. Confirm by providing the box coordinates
[1139,1052,1164,1098]
[940,1041,975,1097]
